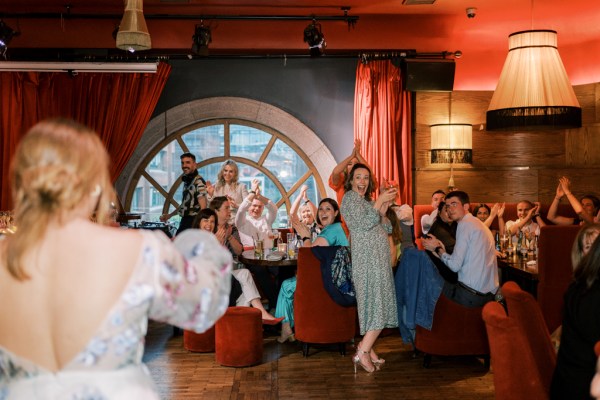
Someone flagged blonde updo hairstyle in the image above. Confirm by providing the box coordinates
[6,118,114,280]
[216,159,240,188]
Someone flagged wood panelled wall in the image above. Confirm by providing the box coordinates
[413,83,600,205]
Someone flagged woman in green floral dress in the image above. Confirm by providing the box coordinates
[341,163,398,373]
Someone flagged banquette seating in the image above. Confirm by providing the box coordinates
[293,247,357,357]
[536,225,580,333]
[413,202,578,249]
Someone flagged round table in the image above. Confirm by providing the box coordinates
[237,250,298,268]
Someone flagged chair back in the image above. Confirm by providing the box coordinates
[502,281,556,391]
[294,247,356,344]
[414,292,489,358]
[537,225,580,332]
[482,301,549,400]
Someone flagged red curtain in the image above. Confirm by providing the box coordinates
[354,59,412,204]
[0,62,171,210]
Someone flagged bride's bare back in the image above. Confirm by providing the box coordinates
[0,220,143,372]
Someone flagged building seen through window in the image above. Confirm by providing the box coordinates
[127,120,324,229]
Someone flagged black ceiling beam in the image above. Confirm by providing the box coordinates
[0,13,359,23]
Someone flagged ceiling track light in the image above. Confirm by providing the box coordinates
[116,0,151,53]
[303,19,326,57]
[192,21,211,56]
[0,20,20,57]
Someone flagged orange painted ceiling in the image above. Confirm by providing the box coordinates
[1,0,599,90]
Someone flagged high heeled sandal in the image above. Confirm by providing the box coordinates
[277,331,295,343]
[357,342,385,369]
[352,347,375,373]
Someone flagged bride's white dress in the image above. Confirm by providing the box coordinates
[0,230,232,399]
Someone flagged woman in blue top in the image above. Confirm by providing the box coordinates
[275,198,349,343]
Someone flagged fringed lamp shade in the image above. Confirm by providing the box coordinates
[487,30,581,131]
[116,0,151,52]
[430,124,472,164]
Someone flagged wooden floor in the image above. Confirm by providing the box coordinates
[143,322,495,400]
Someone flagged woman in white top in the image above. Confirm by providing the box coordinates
[0,119,231,399]
[206,159,249,223]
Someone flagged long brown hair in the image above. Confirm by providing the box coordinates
[343,163,375,201]
[6,118,114,280]
[573,228,600,291]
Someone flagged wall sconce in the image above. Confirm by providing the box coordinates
[192,22,211,56]
[487,30,581,130]
[116,0,151,53]
[303,19,326,57]
[430,124,473,164]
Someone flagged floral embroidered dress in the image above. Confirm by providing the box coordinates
[0,230,232,400]
[341,190,398,335]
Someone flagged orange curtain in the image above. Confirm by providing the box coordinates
[354,60,412,204]
[0,62,171,210]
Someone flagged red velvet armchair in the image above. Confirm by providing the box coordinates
[293,247,357,357]
[483,300,550,400]
[414,293,489,368]
[502,281,556,393]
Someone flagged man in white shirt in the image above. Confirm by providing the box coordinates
[422,190,499,308]
[421,190,445,235]
[235,179,277,248]
[234,179,279,309]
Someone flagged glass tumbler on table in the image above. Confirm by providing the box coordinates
[287,233,297,258]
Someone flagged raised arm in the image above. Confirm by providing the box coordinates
[497,203,506,236]
[547,179,575,225]
[482,203,499,228]
[561,177,595,224]
[290,185,309,216]
[330,149,356,187]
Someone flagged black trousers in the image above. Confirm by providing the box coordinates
[442,280,496,308]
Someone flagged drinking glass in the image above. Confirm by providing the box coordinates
[287,233,297,258]
[500,234,509,252]
[254,239,264,259]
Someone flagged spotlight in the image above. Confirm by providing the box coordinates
[303,19,326,57]
[0,20,19,54]
[192,22,211,56]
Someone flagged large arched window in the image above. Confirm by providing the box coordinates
[126,119,327,228]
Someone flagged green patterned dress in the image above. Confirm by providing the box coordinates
[341,190,398,334]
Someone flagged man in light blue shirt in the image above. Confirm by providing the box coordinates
[422,191,499,307]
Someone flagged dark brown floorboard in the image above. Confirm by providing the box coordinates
[143,322,495,400]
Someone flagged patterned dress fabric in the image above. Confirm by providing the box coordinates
[0,230,231,400]
[341,190,398,335]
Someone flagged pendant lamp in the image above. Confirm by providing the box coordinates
[116,0,151,52]
[487,30,581,131]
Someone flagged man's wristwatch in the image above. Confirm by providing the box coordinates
[435,246,443,256]
[249,190,256,194]
[302,236,311,242]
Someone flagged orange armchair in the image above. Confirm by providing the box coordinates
[483,300,550,400]
[502,281,556,393]
[293,247,357,357]
[414,293,489,368]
